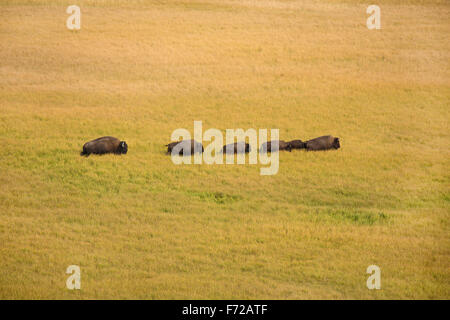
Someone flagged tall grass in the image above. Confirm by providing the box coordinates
[0,0,448,299]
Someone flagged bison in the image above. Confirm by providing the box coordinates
[80,136,128,156]
[288,139,306,150]
[305,135,340,151]
[222,142,251,154]
[166,139,204,156]
[259,140,292,153]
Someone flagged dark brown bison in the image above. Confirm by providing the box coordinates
[305,135,340,151]
[288,139,306,150]
[222,142,251,154]
[259,140,292,153]
[166,139,204,155]
[80,136,128,156]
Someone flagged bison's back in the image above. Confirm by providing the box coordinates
[167,139,204,155]
[305,135,339,151]
[222,142,250,154]
[288,140,306,149]
[260,140,290,153]
[82,136,121,155]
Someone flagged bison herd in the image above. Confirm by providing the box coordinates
[80,135,340,156]
[165,135,340,154]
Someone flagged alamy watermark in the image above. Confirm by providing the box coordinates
[66,5,81,30]
[366,5,381,30]
[170,121,280,176]
[366,265,381,289]
[66,265,81,290]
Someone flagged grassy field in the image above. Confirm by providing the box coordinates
[0,0,449,299]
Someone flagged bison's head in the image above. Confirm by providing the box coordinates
[333,137,340,149]
[119,141,128,154]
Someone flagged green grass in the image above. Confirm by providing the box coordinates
[0,0,449,299]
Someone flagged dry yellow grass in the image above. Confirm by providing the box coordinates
[0,0,449,299]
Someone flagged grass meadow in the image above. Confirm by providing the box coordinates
[0,0,449,299]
